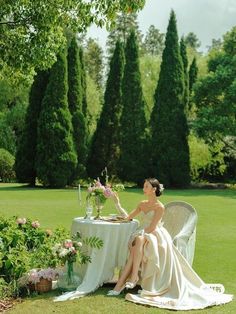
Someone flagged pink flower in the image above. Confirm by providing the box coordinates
[16,217,27,225]
[95,180,102,187]
[104,187,113,198]
[31,220,40,228]
[64,240,73,248]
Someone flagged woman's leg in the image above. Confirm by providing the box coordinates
[113,247,135,291]
[129,235,146,283]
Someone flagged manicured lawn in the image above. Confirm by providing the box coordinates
[0,183,235,314]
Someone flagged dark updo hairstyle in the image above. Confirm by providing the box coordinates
[145,178,163,197]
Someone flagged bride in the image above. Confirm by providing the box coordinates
[107,178,233,310]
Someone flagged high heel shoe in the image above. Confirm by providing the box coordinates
[125,278,139,289]
[107,286,125,296]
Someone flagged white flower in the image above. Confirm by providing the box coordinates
[59,248,68,257]
[159,184,164,192]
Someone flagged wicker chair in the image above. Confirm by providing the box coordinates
[162,201,198,266]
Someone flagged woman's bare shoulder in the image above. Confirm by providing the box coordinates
[154,201,165,212]
[139,200,148,209]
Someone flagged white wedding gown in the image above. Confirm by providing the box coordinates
[125,210,233,310]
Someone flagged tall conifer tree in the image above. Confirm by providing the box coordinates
[189,57,198,93]
[180,37,189,108]
[87,40,124,178]
[15,70,49,185]
[68,37,88,180]
[150,11,190,187]
[36,47,77,187]
[119,30,148,185]
[79,47,88,117]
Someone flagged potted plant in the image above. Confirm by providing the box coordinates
[18,268,61,293]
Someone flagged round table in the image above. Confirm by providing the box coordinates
[55,217,138,301]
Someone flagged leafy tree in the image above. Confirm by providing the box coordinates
[140,54,161,120]
[119,31,148,184]
[207,38,223,52]
[67,37,88,181]
[143,25,165,55]
[106,12,143,58]
[0,0,145,80]
[84,38,104,90]
[87,41,124,178]
[0,148,15,182]
[36,47,77,187]
[189,133,226,181]
[15,70,49,185]
[184,32,201,50]
[86,75,103,140]
[150,10,190,187]
[194,26,236,148]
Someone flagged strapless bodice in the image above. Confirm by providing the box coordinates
[138,210,163,229]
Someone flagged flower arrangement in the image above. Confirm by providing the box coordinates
[52,239,83,265]
[87,178,125,219]
[51,235,103,290]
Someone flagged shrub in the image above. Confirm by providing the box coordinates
[0,148,15,182]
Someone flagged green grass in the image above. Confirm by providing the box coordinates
[0,183,235,314]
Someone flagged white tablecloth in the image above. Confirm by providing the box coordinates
[54,217,138,301]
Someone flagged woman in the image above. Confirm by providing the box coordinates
[107,178,233,310]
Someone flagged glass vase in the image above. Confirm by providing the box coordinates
[94,196,104,220]
[57,261,81,292]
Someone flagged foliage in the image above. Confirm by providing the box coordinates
[0,148,15,182]
[106,12,143,59]
[119,30,148,185]
[184,32,201,50]
[140,54,161,119]
[36,47,77,187]
[86,75,103,140]
[0,214,103,298]
[0,79,29,155]
[67,37,88,181]
[15,70,49,185]
[87,40,124,178]
[189,133,226,181]
[189,56,198,93]
[0,0,145,81]
[180,37,189,113]
[143,25,165,56]
[193,26,236,146]
[150,10,190,187]
[84,38,104,90]
[0,216,69,286]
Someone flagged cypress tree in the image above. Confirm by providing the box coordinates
[15,70,49,185]
[119,30,148,185]
[87,40,125,178]
[79,47,88,117]
[150,10,190,187]
[189,57,198,93]
[68,37,88,181]
[180,37,189,108]
[36,47,77,187]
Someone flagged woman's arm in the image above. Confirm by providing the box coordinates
[144,206,164,233]
[127,204,141,220]
[112,192,141,219]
